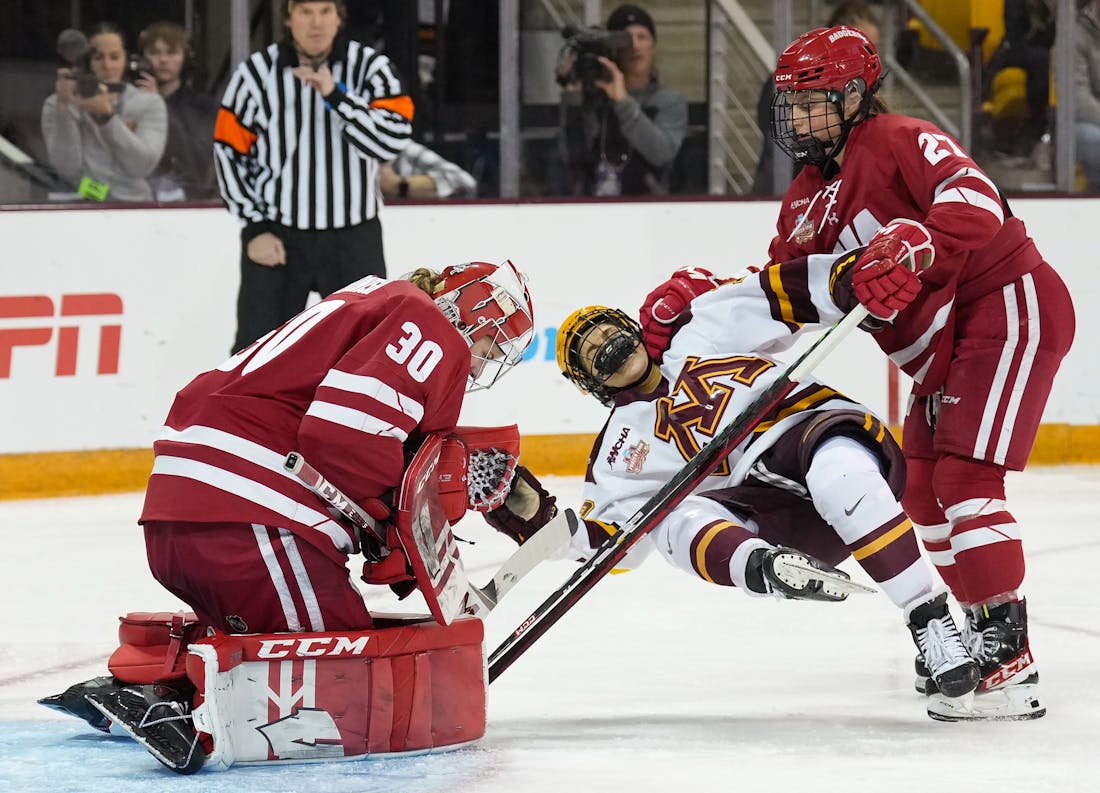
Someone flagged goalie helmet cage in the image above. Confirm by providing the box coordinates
[487,306,870,682]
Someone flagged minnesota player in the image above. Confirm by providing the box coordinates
[552,251,979,712]
[639,26,1074,721]
[40,260,535,771]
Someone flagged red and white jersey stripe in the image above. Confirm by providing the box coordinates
[767,113,1045,394]
[141,277,469,560]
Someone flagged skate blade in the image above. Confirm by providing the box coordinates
[926,684,1045,721]
[779,559,877,595]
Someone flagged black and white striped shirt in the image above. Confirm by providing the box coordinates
[214,38,412,232]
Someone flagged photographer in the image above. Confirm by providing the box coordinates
[556,4,687,196]
[135,22,219,201]
[41,23,167,202]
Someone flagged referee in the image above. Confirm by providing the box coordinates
[213,0,413,353]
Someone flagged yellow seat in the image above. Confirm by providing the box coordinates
[985,66,1029,121]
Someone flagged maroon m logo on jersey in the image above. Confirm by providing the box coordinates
[654,355,775,473]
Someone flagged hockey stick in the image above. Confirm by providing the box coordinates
[284,451,388,546]
[284,450,579,616]
[462,508,580,616]
[487,306,871,683]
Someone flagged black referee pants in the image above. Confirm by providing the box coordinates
[233,217,385,354]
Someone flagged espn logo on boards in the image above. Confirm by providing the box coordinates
[0,293,122,378]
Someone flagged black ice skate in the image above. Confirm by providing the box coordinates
[927,599,1045,721]
[37,675,122,733]
[746,547,873,602]
[86,683,206,774]
[904,590,980,700]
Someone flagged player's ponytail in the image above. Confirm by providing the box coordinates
[407,267,444,296]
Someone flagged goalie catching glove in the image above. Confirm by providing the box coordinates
[435,425,522,524]
[850,218,935,321]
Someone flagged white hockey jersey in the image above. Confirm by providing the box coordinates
[573,253,870,571]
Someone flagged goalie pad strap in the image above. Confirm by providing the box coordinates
[108,611,204,684]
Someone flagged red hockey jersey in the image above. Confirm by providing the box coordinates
[140,277,470,562]
[767,113,1045,393]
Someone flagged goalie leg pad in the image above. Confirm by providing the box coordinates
[186,617,487,770]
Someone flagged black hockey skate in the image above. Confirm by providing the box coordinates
[904,590,980,700]
[746,547,863,602]
[86,683,206,774]
[927,599,1045,721]
[38,675,122,733]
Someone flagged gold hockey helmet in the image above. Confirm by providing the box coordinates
[556,305,646,406]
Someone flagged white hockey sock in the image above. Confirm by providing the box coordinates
[806,435,935,608]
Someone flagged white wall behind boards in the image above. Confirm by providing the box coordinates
[1,198,1095,454]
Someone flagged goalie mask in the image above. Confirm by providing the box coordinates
[770,26,883,168]
[556,306,652,406]
[434,260,535,392]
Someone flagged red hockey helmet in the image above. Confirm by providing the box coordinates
[434,260,535,391]
[773,26,882,95]
[770,26,883,167]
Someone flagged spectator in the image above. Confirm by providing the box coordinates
[135,21,219,201]
[40,22,167,202]
[214,0,413,354]
[981,0,1055,157]
[379,140,478,199]
[1075,0,1100,191]
[556,4,687,196]
[752,1,881,196]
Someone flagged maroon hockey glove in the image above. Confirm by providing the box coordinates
[639,267,725,362]
[852,219,935,321]
[483,466,557,545]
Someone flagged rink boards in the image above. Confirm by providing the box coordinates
[2,198,1099,497]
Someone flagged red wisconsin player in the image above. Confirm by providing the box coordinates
[40,260,535,771]
[138,260,533,636]
[641,27,1074,721]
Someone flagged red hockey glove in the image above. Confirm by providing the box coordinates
[852,219,935,321]
[639,267,725,362]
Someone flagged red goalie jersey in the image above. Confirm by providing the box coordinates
[768,113,1046,394]
[140,276,470,563]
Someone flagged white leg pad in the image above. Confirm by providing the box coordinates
[187,617,487,770]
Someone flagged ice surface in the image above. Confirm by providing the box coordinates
[2,468,1099,792]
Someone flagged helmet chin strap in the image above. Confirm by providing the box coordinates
[817,80,881,174]
[592,333,658,397]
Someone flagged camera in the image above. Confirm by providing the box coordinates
[559,25,632,96]
[126,55,153,84]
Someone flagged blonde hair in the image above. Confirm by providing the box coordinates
[407,267,444,296]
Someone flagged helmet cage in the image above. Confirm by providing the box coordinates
[770,83,870,168]
[556,306,645,407]
[770,25,883,167]
[434,260,535,392]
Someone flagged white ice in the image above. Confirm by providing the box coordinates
[2,468,1099,792]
